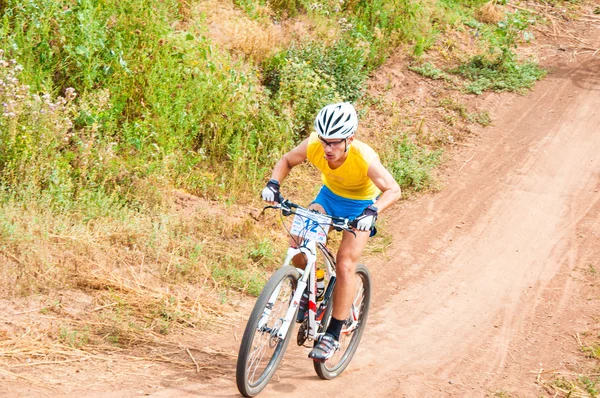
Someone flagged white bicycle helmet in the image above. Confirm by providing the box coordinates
[314,102,358,139]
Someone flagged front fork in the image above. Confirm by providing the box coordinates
[258,243,317,339]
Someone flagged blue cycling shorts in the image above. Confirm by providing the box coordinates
[311,185,376,220]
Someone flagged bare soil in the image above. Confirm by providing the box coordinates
[2,3,600,398]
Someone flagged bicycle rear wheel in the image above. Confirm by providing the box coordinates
[236,266,300,397]
[314,263,371,380]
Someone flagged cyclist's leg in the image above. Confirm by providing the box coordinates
[309,186,372,324]
[309,229,369,361]
[331,229,370,321]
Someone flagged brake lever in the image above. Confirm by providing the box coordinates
[260,204,281,217]
[333,221,356,237]
[261,201,294,217]
[275,199,292,216]
[262,205,280,211]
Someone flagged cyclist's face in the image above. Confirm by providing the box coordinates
[319,136,353,161]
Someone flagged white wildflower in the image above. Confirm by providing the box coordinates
[65,87,77,100]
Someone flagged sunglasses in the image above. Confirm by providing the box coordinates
[318,137,346,148]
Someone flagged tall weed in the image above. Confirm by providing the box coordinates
[453,11,546,94]
[0,0,291,200]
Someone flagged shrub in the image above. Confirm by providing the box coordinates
[0,53,79,207]
[383,137,443,192]
[262,40,367,136]
[453,55,546,94]
[0,0,293,200]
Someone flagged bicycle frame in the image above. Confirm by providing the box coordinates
[260,237,337,343]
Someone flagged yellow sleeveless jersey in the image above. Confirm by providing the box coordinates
[306,132,380,200]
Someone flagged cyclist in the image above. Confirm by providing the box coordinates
[261,102,401,362]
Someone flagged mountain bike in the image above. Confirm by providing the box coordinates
[236,199,372,397]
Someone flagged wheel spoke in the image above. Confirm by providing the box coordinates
[240,272,296,389]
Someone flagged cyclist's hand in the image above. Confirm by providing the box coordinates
[261,179,282,203]
[351,205,378,231]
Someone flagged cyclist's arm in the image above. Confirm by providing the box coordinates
[269,138,309,183]
[367,158,401,212]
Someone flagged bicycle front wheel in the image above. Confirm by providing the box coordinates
[236,266,300,397]
[314,263,371,380]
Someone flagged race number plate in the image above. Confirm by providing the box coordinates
[289,208,331,244]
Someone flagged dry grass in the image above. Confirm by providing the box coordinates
[0,171,392,384]
[194,0,288,63]
[362,84,480,151]
[476,1,505,25]
[507,0,599,56]
[537,369,600,398]
[193,0,338,64]
[0,299,238,388]
[0,187,289,372]
[0,188,275,383]
[0,150,390,371]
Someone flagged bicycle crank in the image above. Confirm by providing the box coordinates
[297,319,308,346]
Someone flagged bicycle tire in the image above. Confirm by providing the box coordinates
[236,266,300,397]
[313,263,371,380]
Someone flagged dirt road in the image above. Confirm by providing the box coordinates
[362,49,600,396]
[200,38,600,397]
[5,19,599,398]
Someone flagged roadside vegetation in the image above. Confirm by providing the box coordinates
[410,6,547,94]
[0,0,562,360]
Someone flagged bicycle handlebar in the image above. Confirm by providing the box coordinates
[263,198,355,235]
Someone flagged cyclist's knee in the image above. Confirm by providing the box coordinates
[335,259,356,280]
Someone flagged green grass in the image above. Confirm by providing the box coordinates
[454,10,546,94]
[0,0,550,308]
[439,97,491,126]
[383,137,443,192]
[0,0,292,203]
[58,326,90,348]
[582,343,600,359]
[551,375,600,397]
[409,9,547,96]
[211,262,269,297]
[453,56,546,94]
[409,62,449,80]
[0,0,540,212]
